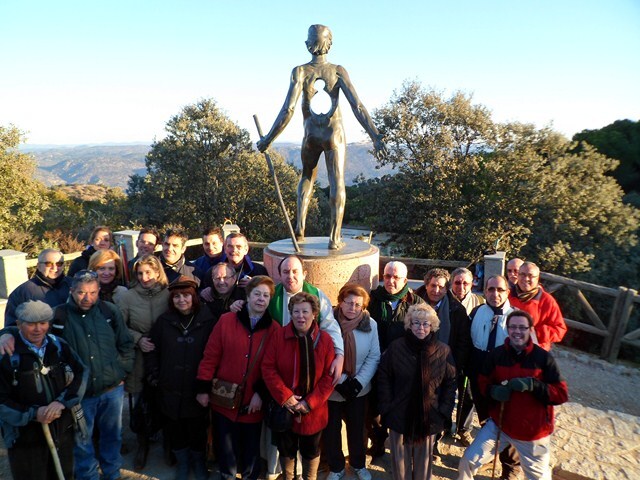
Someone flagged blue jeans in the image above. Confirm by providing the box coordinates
[74,384,124,480]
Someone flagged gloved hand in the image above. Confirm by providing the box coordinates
[335,377,363,400]
[334,382,350,398]
[508,377,535,392]
[345,377,363,398]
[490,384,511,402]
[146,374,159,388]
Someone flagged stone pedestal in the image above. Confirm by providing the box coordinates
[263,237,379,304]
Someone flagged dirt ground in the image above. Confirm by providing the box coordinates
[0,345,638,479]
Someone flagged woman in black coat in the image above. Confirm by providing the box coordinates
[377,303,457,480]
[146,276,215,480]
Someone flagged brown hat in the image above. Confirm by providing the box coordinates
[168,276,198,291]
[15,300,54,323]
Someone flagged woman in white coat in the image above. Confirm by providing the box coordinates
[324,283,381,480]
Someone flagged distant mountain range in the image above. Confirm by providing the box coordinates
[22,142,396,190]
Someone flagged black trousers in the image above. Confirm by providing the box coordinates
[8,414,75,480]
[277,429,322,460]
[324,396,368,471]
[164,413,207,452]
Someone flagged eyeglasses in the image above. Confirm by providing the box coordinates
[453,280,471,286]
[383,274,405,281]
[73,270,98,280]
[39,261,64,268]
[213,275,235,281]
[518,273,539,279]
[342,301,363,309]
[411,321,431,329]
[507,325,530,331]
[137,240,156,246]
[486,287,508,293]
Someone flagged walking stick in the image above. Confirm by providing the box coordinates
[253,114,301,253]
[42,422,66,480]
[490,401,506,480]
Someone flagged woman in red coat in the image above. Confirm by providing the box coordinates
[196,276,279,480]
[262,291,336,480]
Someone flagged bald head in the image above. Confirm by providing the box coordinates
[506,258,524,286]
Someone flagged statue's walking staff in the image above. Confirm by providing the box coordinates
[253,114,301,253]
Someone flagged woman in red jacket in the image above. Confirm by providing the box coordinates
[262,292,336,480]
[196,275,278,480]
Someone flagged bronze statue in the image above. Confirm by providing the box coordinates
[257,24,386,250]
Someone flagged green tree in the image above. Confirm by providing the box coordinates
[354,82,640,287]
[573,119,640,205]
[128,99,321,241]
[0,125,49,249]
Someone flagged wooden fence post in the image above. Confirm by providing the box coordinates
[603,287,636,362]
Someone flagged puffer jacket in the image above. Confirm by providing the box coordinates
[116,283,170,393]
[377,330,457,436]
[4,272,71,326]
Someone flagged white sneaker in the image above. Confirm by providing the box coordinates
[354,468,372,480]
[326,470,346,480]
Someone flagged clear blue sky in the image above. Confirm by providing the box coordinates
[2,0,639,145]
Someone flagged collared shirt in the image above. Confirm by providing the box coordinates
[18,331,49,360]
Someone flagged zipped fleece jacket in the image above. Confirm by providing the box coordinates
[52,298,134,397]
[509,286,567,351]
[478,338,568,441]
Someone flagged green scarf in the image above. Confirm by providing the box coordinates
[370,283,411,323]
[268,282,320,326]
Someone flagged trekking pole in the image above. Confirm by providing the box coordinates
[454,375,469,439]
[490,401,506,480]
[42,422,66,480]
[253,114,301,253]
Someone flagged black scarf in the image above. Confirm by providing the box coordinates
[34,269,66,289]
[295,328,316,397]
[99,280,119,303]
[404,330,437,443]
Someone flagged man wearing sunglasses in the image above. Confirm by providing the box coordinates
[5,248,71,326]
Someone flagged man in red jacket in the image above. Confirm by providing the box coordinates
[509,262,567,351]
[457,310,568,480]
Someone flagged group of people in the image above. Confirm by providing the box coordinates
[0,224,569,480]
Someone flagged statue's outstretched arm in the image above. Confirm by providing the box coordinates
[257,67,303,152]
[337,66,385,154]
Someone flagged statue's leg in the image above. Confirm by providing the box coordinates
[297,145,320,241]
[325,142,346,250]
